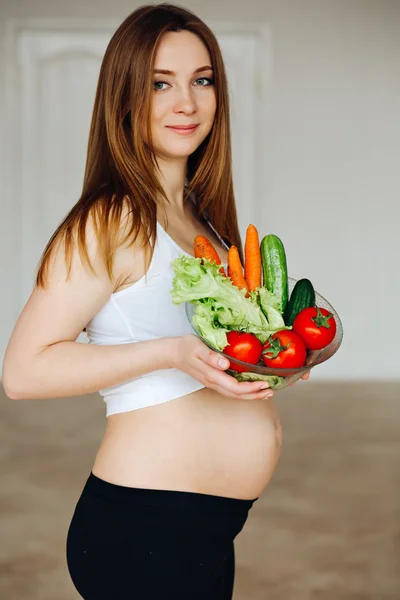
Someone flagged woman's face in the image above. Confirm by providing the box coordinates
[150,30,217,161]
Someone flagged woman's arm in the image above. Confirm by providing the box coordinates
[2,215,175,400]
[2,213,278,403]
[3,337,176,401]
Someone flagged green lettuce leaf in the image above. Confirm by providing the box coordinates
[170,255,289,349]
[257,287,291,332]
[171,256,270,342]
[227,370,285,389]
[191,302,230,351]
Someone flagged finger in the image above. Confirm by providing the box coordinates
[199,350,270,389]
[220,386,275,401]
[217,374,274,399]
[301,370,311,380]
[198,350,274,398]
[221,371,273,393]
[200,362,272,396]
[237,387,275,401]
[200,347,231,371]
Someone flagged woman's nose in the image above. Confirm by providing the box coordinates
[173,87,197,114]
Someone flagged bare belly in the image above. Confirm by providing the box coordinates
[92,387,283,500]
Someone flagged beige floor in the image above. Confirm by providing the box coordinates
[0,381,399,600]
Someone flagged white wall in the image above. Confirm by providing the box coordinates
[1,0,399,381]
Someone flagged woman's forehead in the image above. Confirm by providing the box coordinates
[154,31,211,70]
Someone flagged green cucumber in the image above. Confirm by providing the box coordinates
[260,234,288,315]
[284,278,316,326]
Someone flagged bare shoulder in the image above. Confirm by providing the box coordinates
[4,212,112,359]
[3,203,145,371]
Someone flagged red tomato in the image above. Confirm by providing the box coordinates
[293,306,337,350]
[223,331,263,372]
[261,330,307,369]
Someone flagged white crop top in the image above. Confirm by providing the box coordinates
[85,208,230,416]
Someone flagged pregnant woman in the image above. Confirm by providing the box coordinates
[3,4,308,599]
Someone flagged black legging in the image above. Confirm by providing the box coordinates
[66,472,257,599]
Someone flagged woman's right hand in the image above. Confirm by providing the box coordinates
[170,334,274,401]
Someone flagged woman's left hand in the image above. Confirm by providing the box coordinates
[290,370,310,386]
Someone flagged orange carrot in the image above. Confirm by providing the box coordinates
[194,235,226,276]
[228,245,249,296]
[244,224,262,291]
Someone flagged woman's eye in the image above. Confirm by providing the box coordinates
[153,77,214,92]
[153,81,169,91]
[194,77,214,86]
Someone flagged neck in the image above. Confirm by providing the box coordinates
[156,155,188,211]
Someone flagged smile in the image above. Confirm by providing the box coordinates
[165,125,199,135]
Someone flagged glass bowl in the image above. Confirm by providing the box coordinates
[185,277,343,390]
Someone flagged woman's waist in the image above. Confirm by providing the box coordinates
[93,389,282,500]
[98,367,205,415]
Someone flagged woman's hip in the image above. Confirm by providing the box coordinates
[66,472,256,599]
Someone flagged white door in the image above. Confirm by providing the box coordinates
[0,19,270,367]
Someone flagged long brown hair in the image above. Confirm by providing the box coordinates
[35,3,243,289]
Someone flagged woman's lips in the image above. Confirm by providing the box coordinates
[166,124,199,135]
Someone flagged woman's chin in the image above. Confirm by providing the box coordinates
[156,145,199,161]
